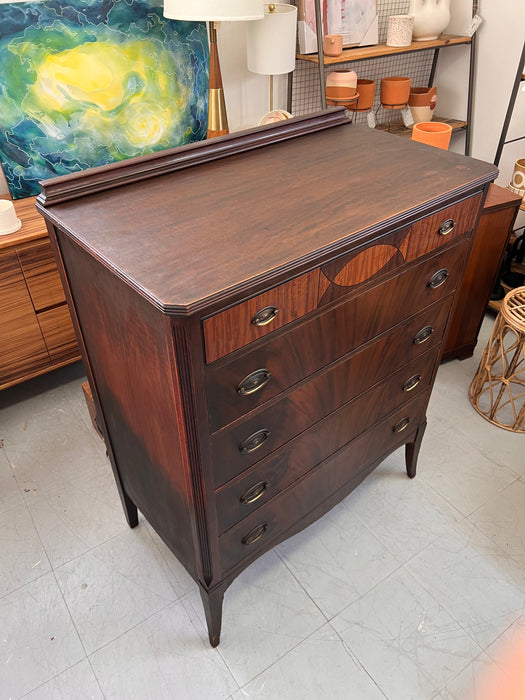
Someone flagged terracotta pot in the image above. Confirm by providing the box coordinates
[380,76,411,109]
[411,121,452,149]
[408,86,437,123]
[348,79,376,111]
[323,34,343,57]
[326,69,358,107]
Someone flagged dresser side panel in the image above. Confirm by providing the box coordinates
[57,232,200,579]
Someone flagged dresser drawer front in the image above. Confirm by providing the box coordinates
[210,298,451,486]
[17,241,66,311]
[203,270,319,363]
[318,195,480,304]
[215,349,438,533]
[219,392,428,572]
[206,240,468,432]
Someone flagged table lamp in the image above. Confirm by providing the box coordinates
[247,3,297,113]
[163,0,264,138]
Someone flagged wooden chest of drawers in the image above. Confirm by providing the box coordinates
[0,197,81,390]
[36,110,497,646]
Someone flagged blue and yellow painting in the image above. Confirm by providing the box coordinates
[0,0,209,198]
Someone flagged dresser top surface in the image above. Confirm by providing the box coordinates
[39,118,496,313]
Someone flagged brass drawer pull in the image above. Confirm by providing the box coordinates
[438,219,456,236]
[393,417,410,433]
[427,268,449,289]
[251,305,280,327]
[240,481,268,505]
[403,374,421,392]
[239,429,271,454]
[413,326,433,345]
[237,369,271,396]
[241,523,268,545]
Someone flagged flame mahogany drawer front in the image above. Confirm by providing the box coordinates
[215,347,440,534]
[219,391,429,573]
[37,113,496,647]
[203,270,320,363]
[206,240,469,432]
[210,298,451,488]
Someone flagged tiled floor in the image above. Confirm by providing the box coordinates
[1,315,524,700]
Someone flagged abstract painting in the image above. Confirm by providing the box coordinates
[0,0,209,198]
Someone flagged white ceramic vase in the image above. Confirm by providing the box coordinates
[409,0,451,41]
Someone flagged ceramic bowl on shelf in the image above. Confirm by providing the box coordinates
[258,110,293,126]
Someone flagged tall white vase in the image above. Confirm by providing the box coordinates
[409,0,451,41]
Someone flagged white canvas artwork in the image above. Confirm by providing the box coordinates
[297,0,378,54]
[327,0,377,46]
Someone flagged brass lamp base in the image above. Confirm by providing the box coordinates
[207,23,229,139]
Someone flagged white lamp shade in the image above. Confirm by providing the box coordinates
[163,0,264,21]
[247,4,297,75]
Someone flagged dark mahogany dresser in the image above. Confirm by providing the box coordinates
[36,110,497,646]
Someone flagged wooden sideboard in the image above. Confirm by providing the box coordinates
[443,183,523,361]
[36,110,496,646]
[0,197,81,390]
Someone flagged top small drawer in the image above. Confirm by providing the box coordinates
[203,269,319,363]
[402,194,482,261]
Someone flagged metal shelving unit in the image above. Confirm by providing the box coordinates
[288,0,478,155]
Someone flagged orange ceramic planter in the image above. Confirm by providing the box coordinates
[325,69,358,107]
[380,76,411,109]
[348,79,376,111]
[411,121,452,150]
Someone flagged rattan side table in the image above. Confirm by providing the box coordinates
[469,286,525,432]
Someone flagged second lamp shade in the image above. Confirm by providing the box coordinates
[247,3,297,76]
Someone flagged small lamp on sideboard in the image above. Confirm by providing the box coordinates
[163,0,264,138]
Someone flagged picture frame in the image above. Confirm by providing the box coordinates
[297,0,378,54]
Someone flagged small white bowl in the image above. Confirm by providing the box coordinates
[258,110,293,126]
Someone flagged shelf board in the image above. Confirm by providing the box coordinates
[375,116,467,138]
[297,34,471,65]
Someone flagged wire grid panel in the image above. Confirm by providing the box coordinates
[291,50,434,123]
[291,0,432,121]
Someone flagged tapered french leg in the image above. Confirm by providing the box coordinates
[199,584,225,648]
[405,421,427,479]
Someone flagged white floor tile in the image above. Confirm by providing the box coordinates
[332,567,482,700]
[90,600,238,700]
[0,447,24,515]
[231,623,386,700]
[433,651,496,700]
[0,504,51,597]
[184,550,326,687]
[4,403,108,505]
[143,519,198,598]
[407,520,525,649]
[22,658,104,699]
[417,425,519,516]
[342,455,464,563]
[469,478,525,567]
[1,573,85,699]
[54,526,182,654]
[277,503,401,619]
[28,463,130,568]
